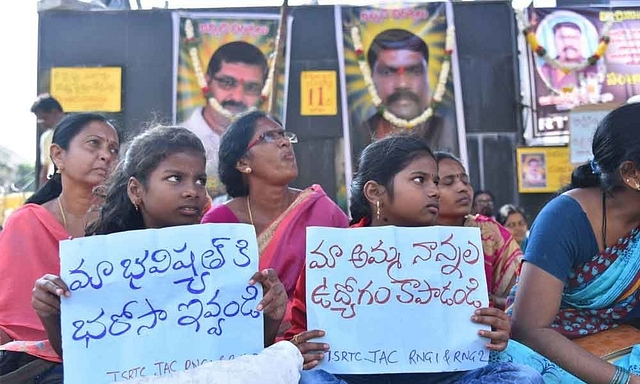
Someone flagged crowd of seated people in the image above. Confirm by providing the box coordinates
[3,104,640,384]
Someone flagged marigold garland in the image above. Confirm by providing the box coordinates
[515,9,613,74]
[183,19,277,120]
[351,25,455,129]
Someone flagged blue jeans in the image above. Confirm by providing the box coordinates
[300,363,543,384]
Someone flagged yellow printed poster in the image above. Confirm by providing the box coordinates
[174,13,291,123]
[335,2,465,210]
[517,147,574,193]
[173,12,292,198]
[337,3,464,164]
[50,67,122,112]
[301,71,337,116]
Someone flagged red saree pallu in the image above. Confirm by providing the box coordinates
[0,204,67,363]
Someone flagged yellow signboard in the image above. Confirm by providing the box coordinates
[50,67,122,112]
[300,71,337,116]
[517,146,574,193]
[1,192,32,226]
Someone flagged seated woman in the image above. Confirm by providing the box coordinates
[497,204,529,252]
[493,103,640,383]
[201,111,349,336]
[0,113,121,382]
[33,126,290,358]
[287,135,543,383]
[433,152,522,309]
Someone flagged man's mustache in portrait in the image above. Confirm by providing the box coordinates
[386,89,421,106]
[221,100,248,110]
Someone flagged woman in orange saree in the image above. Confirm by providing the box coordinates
[201,111,348,337]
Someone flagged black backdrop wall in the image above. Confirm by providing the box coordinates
[38,1,550,217]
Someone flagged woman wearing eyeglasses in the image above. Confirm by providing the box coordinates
[201,110,349,340]
[434,152,523,310]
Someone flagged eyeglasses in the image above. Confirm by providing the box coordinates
[246,130,298,150]
[212,75,263,96]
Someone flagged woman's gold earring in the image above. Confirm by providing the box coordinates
[134,202,139,211]
[246,167,252,174]
[376,201,381,220]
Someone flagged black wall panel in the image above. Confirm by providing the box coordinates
[38,2,539,214]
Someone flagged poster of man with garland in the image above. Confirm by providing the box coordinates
[335,2,466,181]
[172,12,291,200]
[520,7,640,145]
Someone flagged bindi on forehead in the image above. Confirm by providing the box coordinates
[376,49,427,68]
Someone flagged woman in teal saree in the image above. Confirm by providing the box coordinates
[493,103,640,384]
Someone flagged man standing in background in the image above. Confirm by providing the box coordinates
[31,94,64,188]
